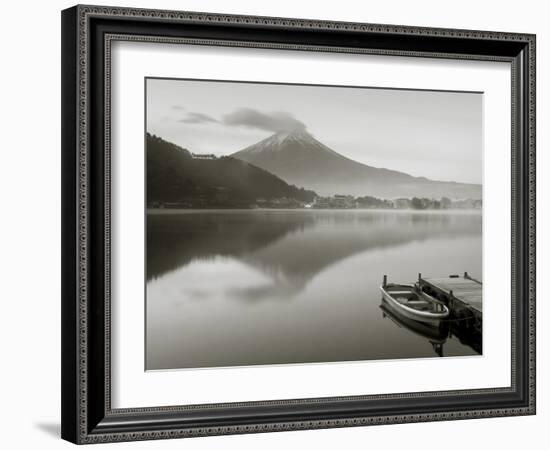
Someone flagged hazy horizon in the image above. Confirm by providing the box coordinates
[146,78,483,185]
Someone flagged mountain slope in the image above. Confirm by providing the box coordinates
[231,130,481,199]
[146,133,317,207]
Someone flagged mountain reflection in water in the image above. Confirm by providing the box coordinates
[146,210,482,370]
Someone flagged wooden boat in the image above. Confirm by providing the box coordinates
[380,302,450,343]
[380,283,449,323]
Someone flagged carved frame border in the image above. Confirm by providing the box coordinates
[61,4,536,444]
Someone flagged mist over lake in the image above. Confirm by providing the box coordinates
[146,209,482,370]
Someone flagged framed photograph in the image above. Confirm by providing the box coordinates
[61,5,536,444]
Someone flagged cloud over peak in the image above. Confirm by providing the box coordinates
[179,108,307,133]
[223,108,306,133]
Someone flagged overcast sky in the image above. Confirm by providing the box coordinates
[146,78,482,184]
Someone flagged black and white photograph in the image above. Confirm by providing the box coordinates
[145,78,483,370]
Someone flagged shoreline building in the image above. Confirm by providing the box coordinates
[191,153,217,160]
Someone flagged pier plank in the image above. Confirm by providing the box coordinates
[421,276,482,313]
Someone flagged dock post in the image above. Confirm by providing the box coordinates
[383,275,387,288]
[418,273,421,282]
[464,271,469,279]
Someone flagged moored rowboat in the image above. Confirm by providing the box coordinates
[380,302,450,343]
[380,283,449,323]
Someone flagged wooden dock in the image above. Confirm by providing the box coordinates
[420,274,482,313]
[380,272,483,353]
[418,272,482,333]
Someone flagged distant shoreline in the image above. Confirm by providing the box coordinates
[147,208,482,215]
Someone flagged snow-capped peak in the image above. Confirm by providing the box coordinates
[274,128,313,142]
[240,128,332,155]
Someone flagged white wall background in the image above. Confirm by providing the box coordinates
[0,0,545,448]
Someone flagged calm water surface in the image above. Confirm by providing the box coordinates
[146,210,482,370]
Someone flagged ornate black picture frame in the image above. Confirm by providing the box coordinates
[61,4,536,444]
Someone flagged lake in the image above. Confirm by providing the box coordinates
[146,209,482,370]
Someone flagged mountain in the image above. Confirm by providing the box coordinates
[146,133,317,207]
[231,129,481,199]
